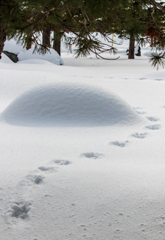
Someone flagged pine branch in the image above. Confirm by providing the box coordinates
[149,52,165,70]
[150,0,165,14]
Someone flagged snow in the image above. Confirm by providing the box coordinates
[17,59,55,65]
[3,39,25,55]
[1,38,165,240]
[144,69,165,80]
[1,83,142,127]
[18,48,64,65]
[0,53,14,64]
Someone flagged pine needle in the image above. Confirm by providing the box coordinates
[149,52,165,70]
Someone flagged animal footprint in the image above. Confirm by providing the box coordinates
[136,110,146,115]
[154,79,164,81]
[145,124,161,130]
[10,201,31,219]
[134,107,146,115]
[147,116,159,122]
[26,174,44,185]
[110,140,129,147]
[38,166,56,173]
[81,152,103,159]
[53,160,71,165]
[132,133,147,139]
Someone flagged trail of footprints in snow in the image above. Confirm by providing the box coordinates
[135,108,161,131]
[26,159,72,186]
[80,114,161,151]
[145,115,161,130]
[109,115,161,147]
[7,160,72,220]
[122,77,164,81]
[6,110,162,219]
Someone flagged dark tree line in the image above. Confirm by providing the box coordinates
[1,0,165,68]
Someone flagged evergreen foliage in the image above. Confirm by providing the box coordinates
[0,0,165,68]
[149,52,165,70]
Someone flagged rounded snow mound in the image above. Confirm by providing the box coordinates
[17,59,55,65]
[1,84,142,127]
[18,48,64,65]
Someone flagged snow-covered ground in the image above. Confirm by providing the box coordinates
[1,37,165,240]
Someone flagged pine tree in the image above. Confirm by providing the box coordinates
[1,0,165,69]
[0,0,20,58]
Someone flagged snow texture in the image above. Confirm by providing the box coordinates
[10,201,31,219]
[110,140,129,147]
[81,152,103,159]
[1,84,142,127]
[17,59,55,65]
[53,160,71,165]
[1,35,165,240]
[0,53,14,64]
[18,48,64,65]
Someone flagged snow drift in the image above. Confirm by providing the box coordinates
[18,48,64,65]
[1,84,142,127]
[17,59,55,65]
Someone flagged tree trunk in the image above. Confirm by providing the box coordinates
[26,31,33,50]
[128,37,135,59]
[42,26,51,47]
[53,31,61,55]
[0,25,6,59]
[26,43,31,50]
